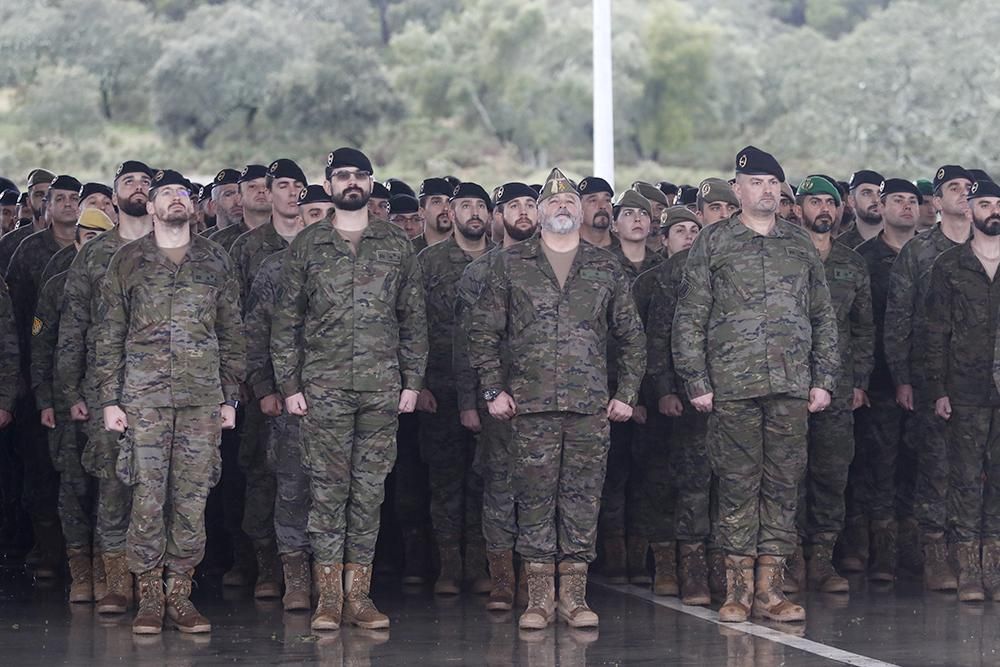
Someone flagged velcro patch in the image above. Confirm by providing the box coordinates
[375,250,401,264]
[832,268,855,282]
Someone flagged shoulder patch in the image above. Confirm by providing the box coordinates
[31,317,43,336]
[678,277,691,301]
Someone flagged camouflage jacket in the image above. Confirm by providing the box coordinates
[0,277,19,411]
[822,242,875,398]
[95,232,245,408]
[609,244,663,283]
[244,250,286,400]
[926,242,1000,406]
[884,224,966,389]
[608,245,662,402]
[31,271,68,411]
[854,233,900,394]
[271,218,427,396]
[41,244,76,289]
[468,235,646,414]
[229,220,287,308]
[208,220,250,253]
[835,223,867,251]
[645,251,688,400]
[453,247,505,412]
[672,214,840,401]
[0,224,36,276]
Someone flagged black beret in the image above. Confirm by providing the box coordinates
[0,190,18,206]
[198,183,214,202]
[238,164,268,184]
[149,169,188,192]
[968,180,1000,200]
[371,181,390,199]
[0,177,17,195]
[214,168,240,186]
[325,147,373,178]
[678,185,698,206]
[386,178,415,198]
[298,184,333,205]
[388,194,419,215]
[450,182,493,211]
[79,182,113,201]
[267,158,307,184]
[530,184,543,195]
[443,175,461,190]
[735,145,785,182]
[16,192,28,205]
[49,175,82,193]
[658,180,679,196]
[849,170,884,190]
[932,165,973,192]
[419,178,454,199]
[968,169,994,183]
[114,160,152,181]
[577,176,614,197]
[836,180,851,197]
[879,178,923,204]
[495,182,537,206]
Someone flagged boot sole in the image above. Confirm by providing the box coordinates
[173,622,212,633]
[752,607,805,622]
[718,611,749,623]
[518,616,553,630]
[132,626,162,635]
[69,593,95,603]
[681,594,711,606]
[868,573,895,582]
[813,579,850,593]
[959,592,986,602]
[311,620,341,631]
[346,617,390,630]
[559,611,599,628]
[486,599,513,611]
[283,600,312,612]
[97,604,127,614]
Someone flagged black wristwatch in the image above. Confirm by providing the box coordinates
[482,388,502,402]
[224,400,240,410]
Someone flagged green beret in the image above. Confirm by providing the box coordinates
[631,181,669,207]
[660,205,701,231]
[697,178,739,208]
[796,175,842,206]
[914,178,934,197]
[613,190,651,217]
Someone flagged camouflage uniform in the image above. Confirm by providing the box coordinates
[95,232,244,575]
[884,225,966,534]
[207,220,250,253]
[468,236,646,563]
[0,277,18,412]
[0,224,36,274]
[41,243,76,288]
[926,243,1000,542]
[835,224,866,251]
[270,218,427,565]
[672,215,840,557]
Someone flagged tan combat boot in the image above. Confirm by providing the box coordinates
[627,535,651,585]
[752,555,806,622]
[557,561,599,628]
[782,544,805,594]
[650,541,679,596]
[311,562,343,630]
[434,537,462,595]
[602,535,628,584]
[518,562,556,630]
[954,541,985,602]
[465,536,493,594]
[66,547,94,603]
[807,541,849,593]
[707,548,727,601]
[165,570,211,633]
[281,552,312,612]
[98,551,130,614]
[922,532,958,591]
[981,539,1000,601]
[93,549,107,601]
[677,542,711,606]
[343,563,389,630]
[718,555,755,623]
[253,539,282,599]
[868,519,896,582]
[838,516,869,572]
[486,550,514,611]
[132,568,164,635]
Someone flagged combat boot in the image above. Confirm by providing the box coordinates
[782,544,805,594]
[807,540,849,593]
[518,562,555,630]
[752,555,805,622]
[838,516,869,572]
[627,535,651,585]
[868,519,896,582]
[707,548,727,601]
[98,551,130,614]
[311,562,343,630]
[253,539,282,599]
[649,541,679,596]
[980,539,1000,601]
[465,536,492,594]
[343,563,389,630]
[66,547,94,603]
[223,536,255,587]
[897,517,923,576]
[954,541,985,602]
[677,542,711,606]
[281,552,311,612]
[401,527,428,585]
[922,532,958,591]
[718,555,754,623]
[557,561,599,628]
[434,537,462,595]
[132,568,164,635]
[486,550,514,611]
[165,571,211,633]
[601,535,628,584]
[33,519,62,580]
[93,550,107,601]
[517,560,529,607]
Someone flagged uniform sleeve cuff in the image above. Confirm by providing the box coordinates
[685,378,713,400]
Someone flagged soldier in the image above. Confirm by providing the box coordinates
[198,183,216,232]
[271,147,427,632]
[632,182,670,252]
[207,168,242,237]
[367,180,391,222]
[416,182,494,595]
[78,182,118,225]
[884,165,972,588]
[927,179,1000,602]
[836,170,885,249]
[662,205,703,258]
[658,181,679,206]
[468,168,646,630]
[578,177,616,249]
[389,194,425,244]
[15,191,34,229]
[915,179,937,233]
[32,209,114,603]
[417,177,456,249]
[792,176,874,593]
[210,164,268,252]
[0,169,54,274]
[97,168,244,635]
[0,189,18,235]
[672,146,839,624]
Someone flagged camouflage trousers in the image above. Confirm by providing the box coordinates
[846,392,910,523]
[419,390,483,544]
[627,411,676,543]
[50,418,95,549]
[239,401,276,543]
[393,411,430,533]
[798,400,853,546]
[598,421,634,538]
[476,403,517,551]
[914,400,949,534]
[946,404,1000,542]
[510,411,610,563]
[15,394,59,523]
[300,388,397,565]
[671,407,711,543]
[81,388,133,553]
[265,412,310,555]
[707,397,808,557]
[119,405,222,575]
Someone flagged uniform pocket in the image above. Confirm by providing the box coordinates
[115,431,137,487]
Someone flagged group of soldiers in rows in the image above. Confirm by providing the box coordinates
[0,143,996,639]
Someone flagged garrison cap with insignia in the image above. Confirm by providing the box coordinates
[0,190,19,206]
[298,184,333,205]
[149,169,188,193]
[613,189,651,217]
[969,169,994,183]
[879,178,923,204]
[419,178,453,200]
[114,160,152,181]
[914,178,934,197]
[386,178,415,197]
[658,180,679,197]
[780,182,795,202]
[679,185,698,206]
[968,179,1000,200]
[76,208,114,232]
[325,147,373,178]
[26,168,56,188]
[49,175,82,193]
[371,181,390,199]
[267,158,307,184]
[734,145,785,182]
[660,205,702,231]
[537,168,578,203]
[697,178,739,208]
[631,181,669,207]
[79,182,113,201]
[238,164,268,184]
[388,194,419,214]
[214,168,240,186]
[932,165,973,192]
[495,182,537,206]
[796,175,842,205]
[849,169,884,190]
[577,176,614,197]
[199,183,214,202]
[450,182,493,211]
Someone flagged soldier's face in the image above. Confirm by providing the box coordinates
[698,201,738,226]
[28,183,47,219]
[390,213,424,239]
[80,192,118,224]
[798,195,838,234]
[881,193,918,230]
[666,221,700,256]
[300,202,334,226]
[421,195,451,234]
[933,178,972,218]
[918,199,937,229]
[451,198,488,241]
[613,207,651,243]
[539,193,582,235]
[47,189,80,226]
[214,184,242,224]
[779,196,795,222]
[113,172,151,218]
[734,175,779,216]
[77,228,102,247]
[582,192,612,230]
[15,202,32,227]
[149,185,195,227]
[850,185,882,224]
[240,178,271,214]
[0,206,14,233]
[325,170,372,212]
[270,178,305,220]
[971,196,1000,236]
[501,196,538,242]
[368,197,389,219]
[650,202,666,226]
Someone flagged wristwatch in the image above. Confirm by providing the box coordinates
[482,388,502,402]
[224,400,240,410]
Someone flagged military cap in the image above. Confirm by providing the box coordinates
[968,179,1000,200]
[386,178,415,197]
[631,181,669,207]
[199,183,214,203]
[443,175,461,190]
[697,178,739,208]
[678,185,699,206]
[238,164,268,184]
[530,184,543,195]
[26,168,56,188]
[298,184,333,205]
[0,177,17,195]
[537,168,578,204]
[79,182,113,201]
[371,181,391,199]
[932,165,973,192]
[325,147,373,178]
[0,190,19,206]
[849,169,884,190]
[613,189,651,217]
[114,160,153,182]
[836,180,851,197]
[450,182,493,211]
[660,205,702,231]
[419,178,453,200]
[914,178,934,197]
[49,175,82,193]
[268,158,307,184]
[735,145,785,182]
[149,169,188,193]
[214,168,240,186]
[796,175,842,206]
[577,176,614,197]
[780,182,795,202]
[388,194,419,214]
[879,178,923,204]
[969,169,994,183]
[76,208,115,232]
[495,182,537,206]
[16,192,28,205]
[658,180,679,197]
